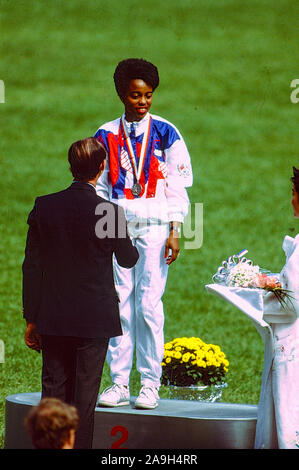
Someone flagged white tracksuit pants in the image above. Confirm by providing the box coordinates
[107,222,169,389]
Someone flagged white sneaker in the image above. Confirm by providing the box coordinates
[135,386,159,409]
[98,384,130,407]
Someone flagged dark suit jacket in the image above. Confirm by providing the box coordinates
[22,182,139,338]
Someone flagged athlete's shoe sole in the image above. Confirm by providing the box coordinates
[134,401,158,410]
[98,400,130,407]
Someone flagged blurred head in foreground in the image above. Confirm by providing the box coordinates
[25,398,79,449]
[291,166,299,218]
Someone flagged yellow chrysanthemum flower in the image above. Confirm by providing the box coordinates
[182,353,191,362]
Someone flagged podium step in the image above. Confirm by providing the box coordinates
[5,393,257,449]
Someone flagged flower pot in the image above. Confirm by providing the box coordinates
[166,383,227,402]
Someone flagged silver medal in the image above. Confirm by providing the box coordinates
[131,182,142,196]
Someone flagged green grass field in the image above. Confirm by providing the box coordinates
[0,0,298,448]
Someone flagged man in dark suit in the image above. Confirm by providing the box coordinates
[22,137,139,449]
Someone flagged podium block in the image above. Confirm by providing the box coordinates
[5,393,257,449]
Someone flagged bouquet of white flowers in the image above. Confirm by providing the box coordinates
[213,249,293,308]
[226,262,260,287]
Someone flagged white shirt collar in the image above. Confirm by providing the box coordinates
[123,112,150,136]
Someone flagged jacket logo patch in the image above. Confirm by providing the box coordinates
[177,163,190,177]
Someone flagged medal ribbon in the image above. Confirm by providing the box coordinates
[120,115,151,184]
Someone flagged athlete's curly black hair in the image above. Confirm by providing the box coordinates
[113,58,159,99]
[291,166,299,194]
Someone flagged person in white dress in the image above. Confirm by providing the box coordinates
[255,166,299,449]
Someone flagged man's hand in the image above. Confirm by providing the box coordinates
[24,322,42,353]
[165,223,181,265]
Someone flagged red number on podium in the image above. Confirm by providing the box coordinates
[110,425,129,449]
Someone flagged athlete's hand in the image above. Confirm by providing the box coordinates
[165,231,180,265]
